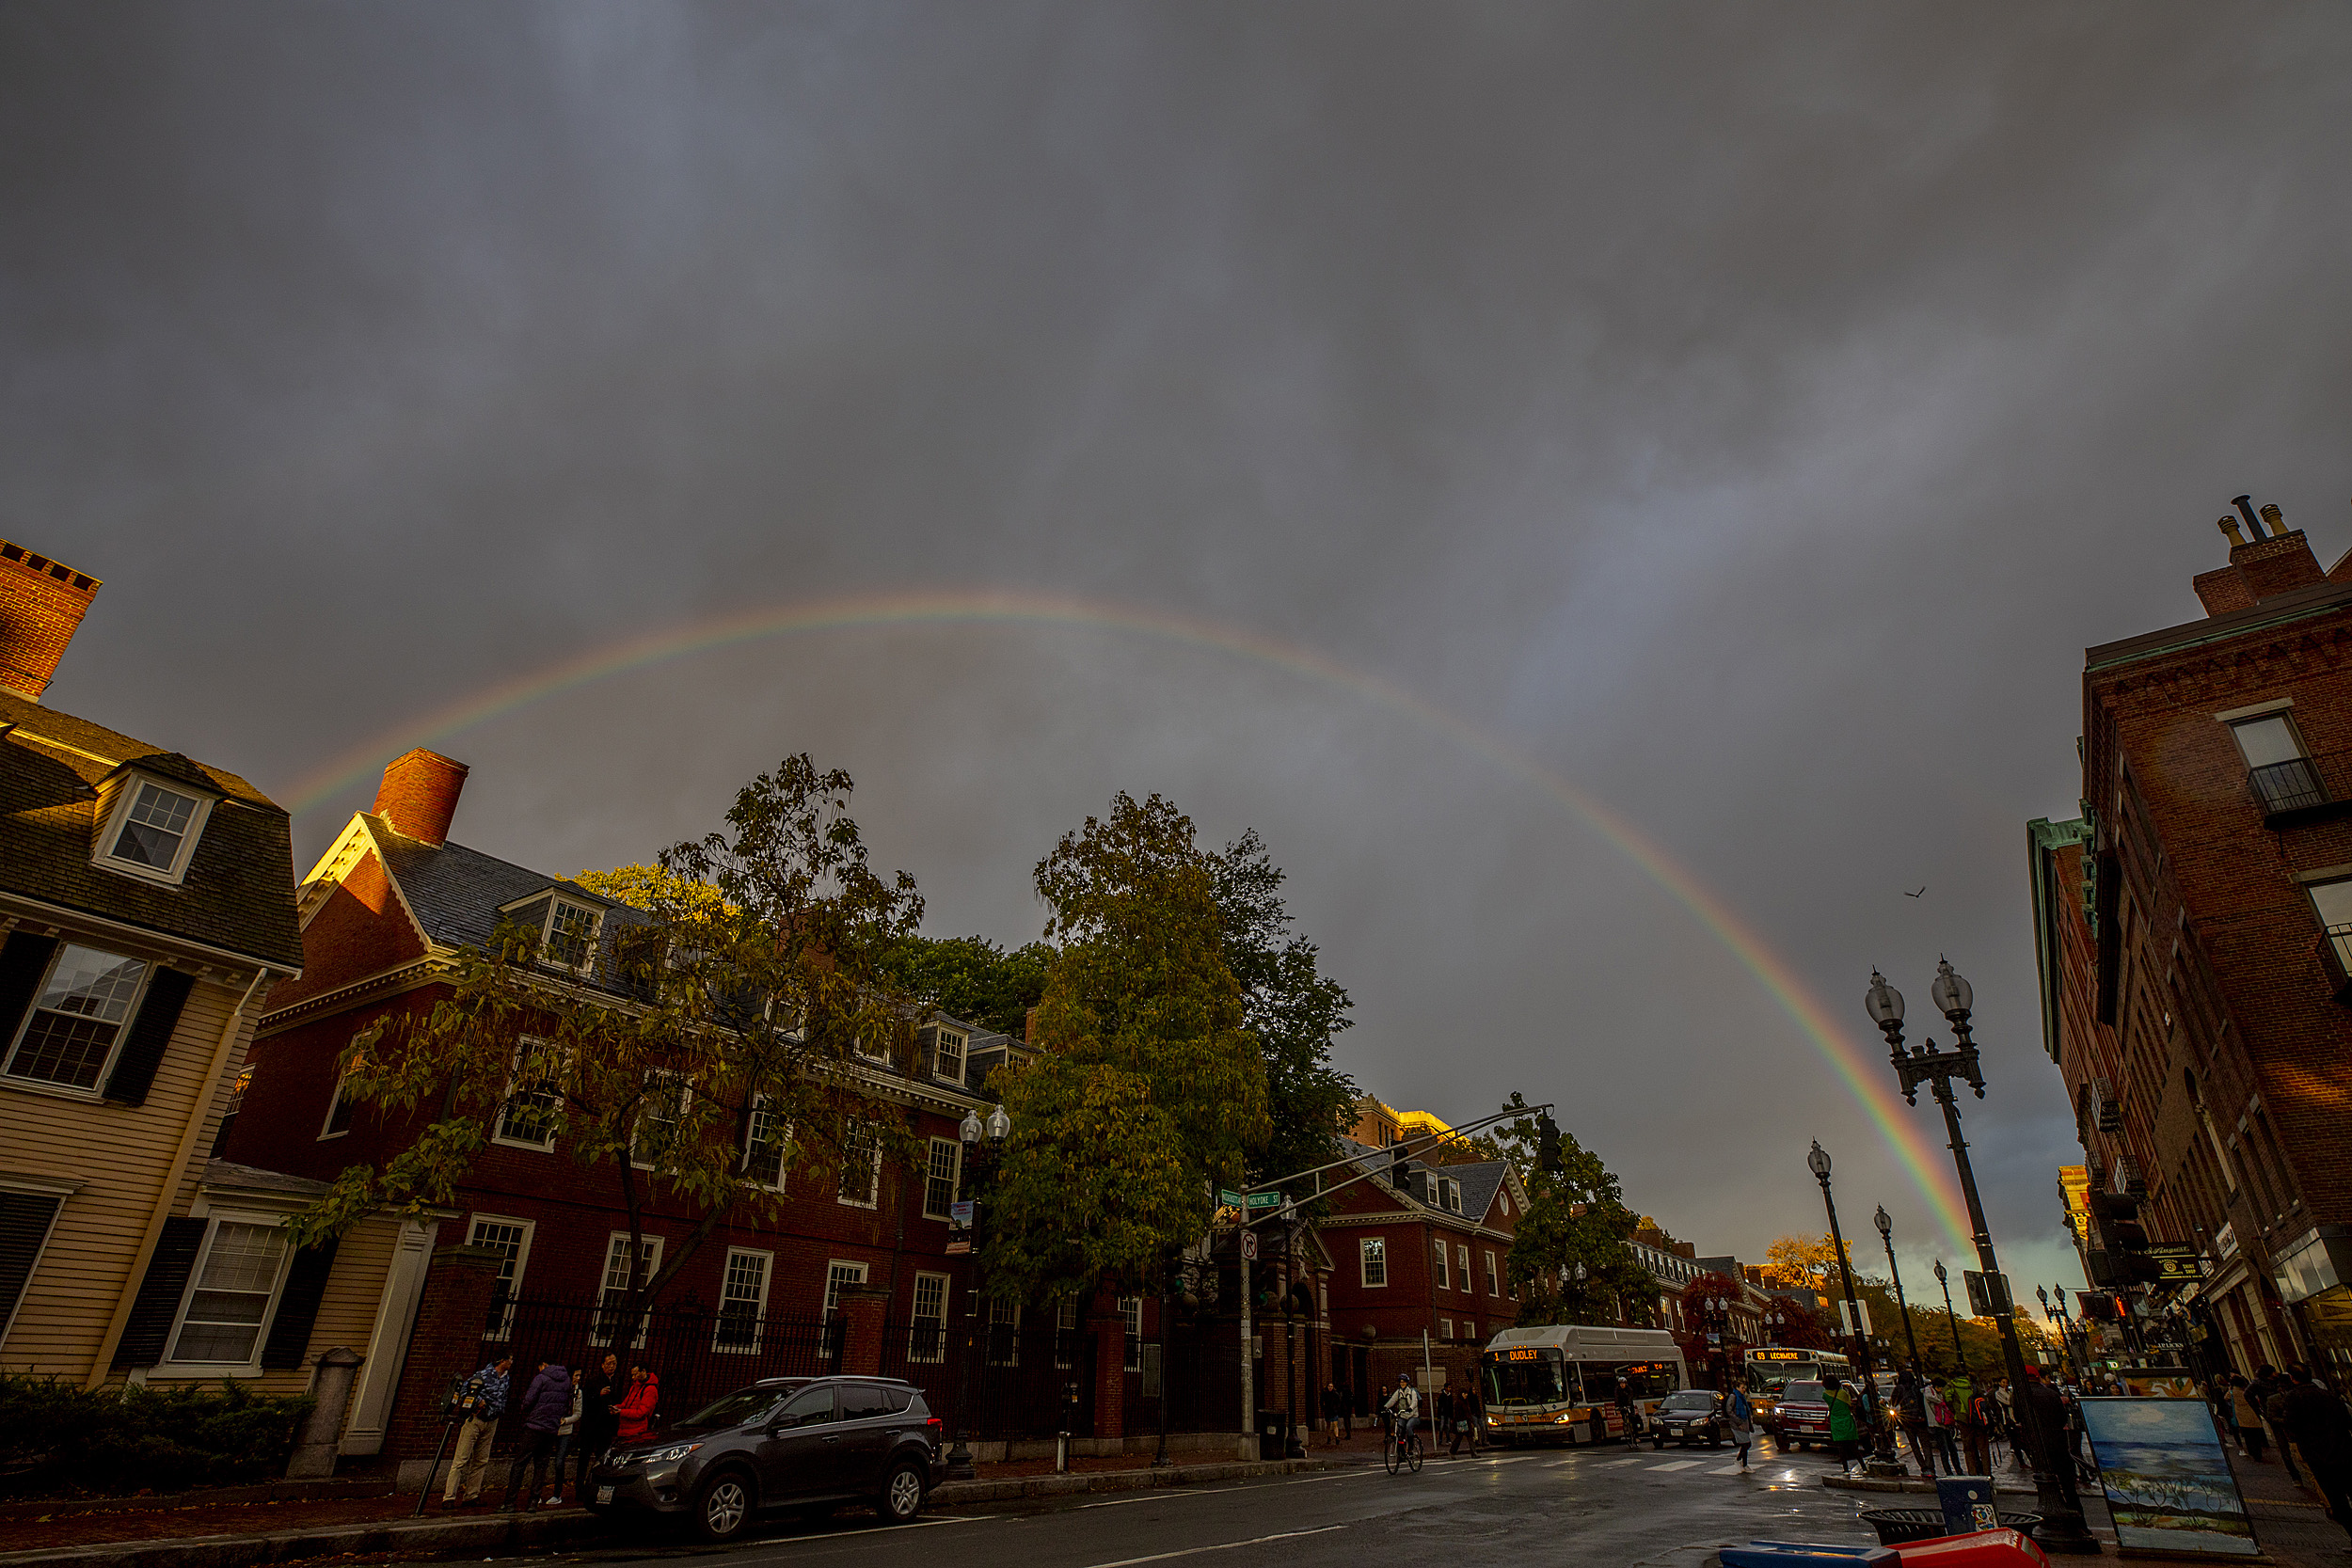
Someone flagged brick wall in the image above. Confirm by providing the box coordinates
[0,541,99,700]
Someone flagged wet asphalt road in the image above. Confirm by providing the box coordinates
[532,1438,1896,1568]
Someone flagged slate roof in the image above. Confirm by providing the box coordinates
[0,689,305,971]
[1336,1135,1512,1225]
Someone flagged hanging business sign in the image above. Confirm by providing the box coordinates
[2078,1396,2259,1557]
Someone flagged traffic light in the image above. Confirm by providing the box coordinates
[1536,1112,1564,1178]
[2074,1291,2122,1323]
[2086,1190,2159,1286]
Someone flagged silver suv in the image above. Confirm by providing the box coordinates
[587,1375,944,1543]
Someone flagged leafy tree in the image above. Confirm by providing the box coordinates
[876,933,1056,1038]
[569,863,733,920]
[986,793,1270,1302]
[1491,1094,1656,1327]
[1764,1232,1857,1297]
[295,755,926,1346]
[1211,831,1357,1198]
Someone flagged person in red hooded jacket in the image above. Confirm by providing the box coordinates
[614,1364,660,1445]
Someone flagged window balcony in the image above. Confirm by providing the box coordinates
[2316,925,2352,1005]
[2249,752,2352,829]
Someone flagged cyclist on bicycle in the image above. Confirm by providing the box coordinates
[1383,1374,1422,1457]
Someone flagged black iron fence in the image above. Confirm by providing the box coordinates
[877,1321,1096,1437]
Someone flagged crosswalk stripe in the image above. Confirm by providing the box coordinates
[1709,1465,1747,1475]
[1650,1460,1703,1472]
[1601,1457,1645,1466]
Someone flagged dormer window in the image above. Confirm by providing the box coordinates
[930,1026,967,1084]
[96,775,215,885]
[498,891,605,974]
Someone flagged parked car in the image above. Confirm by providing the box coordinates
[1773,1379,1832,1449]
[586,1375,945,1543]
[1650,1389,1726,1449]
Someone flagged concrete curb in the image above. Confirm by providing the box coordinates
[1819,1474,2038,1497]
[0,1458,1341,1568]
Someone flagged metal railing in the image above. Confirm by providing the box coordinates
[2250,757,2328,816]
[877,1321,1096,1437]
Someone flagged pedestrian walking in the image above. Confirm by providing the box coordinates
[545,1368,584,1506]
[439,1354,513,1511]
[1726,1385,1756,1470]
[615,1364,660,1444]
[1948,1372,1990,1475]
[1435,1385,1457,1457]
[575,1353,620,1504]
[1321,1382,1343,1449]
[1896,1368,1932,1479]
[1825,1379,1863,1477]
[1925,1378,1961,1475]
[501,1359,570,1512]
[1615,1378,1638,1443]
[2231,1374,2268,1461]
[1463,1379,1485,1454]
[2020,1369,2083,1515]
[2255,1365,2303,1483]
[2271,1365,2352,1543]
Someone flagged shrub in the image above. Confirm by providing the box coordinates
[0,1374,314,1498]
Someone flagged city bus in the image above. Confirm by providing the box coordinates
[1480,1325,1689,1447]
[1740,1347,1852,1433]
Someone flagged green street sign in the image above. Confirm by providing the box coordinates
[1246,1192,1284,1210]
[1220,1190,1247,1208]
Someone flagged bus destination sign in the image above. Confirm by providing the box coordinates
[1753,1350,1805,1361]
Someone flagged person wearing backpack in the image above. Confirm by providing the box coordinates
[1726,1385,1756,1470]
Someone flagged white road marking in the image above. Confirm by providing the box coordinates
[1649,1460,1702,1472]
[1709,1465,1748,1475]
[1602,1457,1646,1466]
[1080,1524,1347,1568]
[737,1515,993,1559]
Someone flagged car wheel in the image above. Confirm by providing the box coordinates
[878,1461,925,1525]
[692,1469,755,1544]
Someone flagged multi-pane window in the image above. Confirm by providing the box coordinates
[168,1220,288,1365]
[714,1249,771,1352]
[935,1028,967,1083]
[1485,1250,1501,1296]
[1433,1237,1451,1291]
[468,1216,532,1339]
[1458,1244,1471,1291]
[107,782,202,874]
[1055,1296,1078,1369]
[910,1273,949,1363]
[632,1071,689,1168]
[1442,1179,1462,1213]
[3,944,149,1091]
[742,1101,787,1189]
[1438,1318,1454,1341]
[2310,879,2352,975]
[1120,1295,1143,1370]
[836,1124,880,1208]
[545,900,600,970]
[923,1138,961,1219]
[988,1298,1020,1366]
[1360,1238,1387,1289]
[494,1039,562,1149]
[2232,713,2323,815]
[592,1233,661,1345]
[820,1260,866,1357]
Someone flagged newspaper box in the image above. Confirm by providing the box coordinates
[1718,1544,1897,1568]
[1894,1529,2051,1568]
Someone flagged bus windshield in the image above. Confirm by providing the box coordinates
[1484,1351,1570,1407]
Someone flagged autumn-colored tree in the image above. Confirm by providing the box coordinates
[1764,1232,1856,1297]
[295,755,926,1346]
[984,793,1270,1303]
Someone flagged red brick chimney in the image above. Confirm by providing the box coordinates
[372,749,469,847]
[2192,498,2325,616]
[0,541,102,701]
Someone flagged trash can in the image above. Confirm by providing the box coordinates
[1718,1544,1899,1567]
[1857,1510,2042,1547]
[1256,1410,1289,1460]
[1935,1475,2001,1536]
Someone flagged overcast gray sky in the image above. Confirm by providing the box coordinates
[8,2,2350,1292]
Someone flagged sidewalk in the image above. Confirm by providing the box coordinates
[0,1453,1338,1568]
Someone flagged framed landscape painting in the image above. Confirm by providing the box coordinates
[2079,1396,2258,1556]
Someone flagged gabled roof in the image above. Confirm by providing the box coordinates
[1334,1135,1513,1228]
[367,817,653,955]
[0,689,304,971]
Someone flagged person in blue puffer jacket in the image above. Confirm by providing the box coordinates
[501,1360,572,1512]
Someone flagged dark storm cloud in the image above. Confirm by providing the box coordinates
[7,1,2350,1282]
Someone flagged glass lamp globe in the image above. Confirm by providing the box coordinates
[1874,1204,1892,1238]
[1933,1259,1947,1283]
[1866,972,1905,1026]
[984,1103,1012,1141]
[959,1109,984,1144]
[1807,1141,1832,1180]
[1931,958,1973,1018]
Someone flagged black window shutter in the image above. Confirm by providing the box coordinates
[260,1237,340,1370]
[102,968,196,1107]
[0,934,60,1060]
[112,1214,207,1368]
[0,1190,64,1332]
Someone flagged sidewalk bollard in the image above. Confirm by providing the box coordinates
[1056,1432,1068,1473]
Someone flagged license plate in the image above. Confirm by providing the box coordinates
[596,1485,614,1504]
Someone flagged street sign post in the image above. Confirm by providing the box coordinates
[1240,1231,1258,1261]
[1246,1192,1283,1210]
[1219,1190,1246,1208]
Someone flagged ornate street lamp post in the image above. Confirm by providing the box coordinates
[1874,1205,1923,1370]
[1867,964,2097,1554]
[1806,1142,1890,1465]
[1933,1259,1967,1375]
[945,1102,1012,1480]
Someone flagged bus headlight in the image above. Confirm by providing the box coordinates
[1554,1412,1576,1423]
[1485,1415,1499,1425]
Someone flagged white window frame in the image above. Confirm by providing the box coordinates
[835,1124,881,1209]
[987,1298,1021,1367]
[909,1272,949,1364]
[1360,1237,1387,1289]
[922,1137,961,1220]
[1499,1190,1510,1218]
[931,1026,967,1085]
[2227,710,2310,768]
[1055,1295,1078,1369]
[1438,1317,1454,1341]
[591,1232,662,1347]
[1485,1250,1501,1297]
[820,1259,867,1358]
[713,1247,772,1353]
[466,1213,534,1340]
[1458,1243,1471,1291]
[319,1059,359,1140]
[1444,1179,1462,1213]
[631,1069,691,1170]
[492,1037,562,1152]
[1,942,154,1100]
[93,773,216,887]
[741,1099,788,1191]
[497,891,606,975]
[0,1179,72,1351]
[1432,1237,1451,1291]
[162,1210,294,1374]
[1120,1295,1143,1371]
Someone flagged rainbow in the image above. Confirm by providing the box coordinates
[282,587,1977,1251]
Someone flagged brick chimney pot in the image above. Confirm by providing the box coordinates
[0,541,101,701]
[373,750,470,847]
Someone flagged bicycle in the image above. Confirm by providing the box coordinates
[1384,1415,1423,1475]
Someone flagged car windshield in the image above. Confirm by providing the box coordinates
[1661,1392,1717,1411]
[677,1382,798,1433]
[1781,1381,1824,1403]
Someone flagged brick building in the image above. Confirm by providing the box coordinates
[2027,498,2352,1382]
[218,750,1182,1470]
